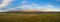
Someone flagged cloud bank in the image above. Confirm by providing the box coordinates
[8,3,60,12]
[0,0,60,12]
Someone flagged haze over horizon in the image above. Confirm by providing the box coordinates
[0,0,60,12]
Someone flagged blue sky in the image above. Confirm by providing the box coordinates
[0,0,60,12]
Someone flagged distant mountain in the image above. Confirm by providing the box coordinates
[4,10,60,12]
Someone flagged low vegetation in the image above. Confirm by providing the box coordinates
[0,12,60,22]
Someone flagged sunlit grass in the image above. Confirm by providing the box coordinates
[0,13,60,22]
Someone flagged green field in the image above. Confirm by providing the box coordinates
[0,12,60,22]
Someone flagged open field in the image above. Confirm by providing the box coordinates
[0,12,60,22]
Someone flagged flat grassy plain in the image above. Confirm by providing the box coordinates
[0,12,60,22]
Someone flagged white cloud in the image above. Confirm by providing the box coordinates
[0,0,13,8]
[0,1,60,12]
[4,3,60,12]
[7,3,42,10]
